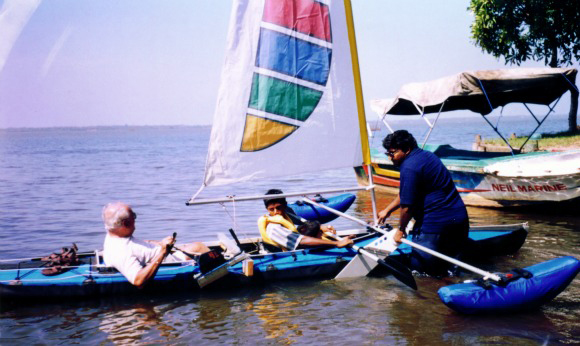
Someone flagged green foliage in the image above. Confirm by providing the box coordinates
[469,0,580,67]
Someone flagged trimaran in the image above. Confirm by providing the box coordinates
[1,0,578,314]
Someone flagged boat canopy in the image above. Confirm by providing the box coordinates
[371,68,577,116]
[371,68,578,153]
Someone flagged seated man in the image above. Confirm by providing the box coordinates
[102,202,210,288]
[258,189,353,251]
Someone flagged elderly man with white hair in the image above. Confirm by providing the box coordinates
[102,202,210,288]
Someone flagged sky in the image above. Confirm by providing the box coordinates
[0,0,577,128]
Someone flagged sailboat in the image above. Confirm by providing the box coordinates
[1,1,577,314]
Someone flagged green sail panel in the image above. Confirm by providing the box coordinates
[248,73,323,121]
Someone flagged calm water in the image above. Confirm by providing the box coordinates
[1,115,578,344]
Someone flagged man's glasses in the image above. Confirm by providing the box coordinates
[386,150,399,157]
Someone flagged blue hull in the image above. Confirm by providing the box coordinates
[0,261,202,299]
[0,224,528,299]
[438,256,580,314]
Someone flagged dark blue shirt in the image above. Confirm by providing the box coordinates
[399,148,467,233]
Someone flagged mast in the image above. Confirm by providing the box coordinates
[343,0,378,223]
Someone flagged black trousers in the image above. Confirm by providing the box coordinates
[408,219,469,277]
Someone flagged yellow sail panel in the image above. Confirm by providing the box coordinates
[241,115,298,152]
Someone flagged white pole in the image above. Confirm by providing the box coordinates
[186,186,367,205]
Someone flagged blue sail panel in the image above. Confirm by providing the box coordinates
[256,28,331,86]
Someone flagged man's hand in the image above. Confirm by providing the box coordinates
[377,208,392,224]
[321,225,336,234]
[392,228,405,243]
[336,235,354,248]
[160,235,176,254]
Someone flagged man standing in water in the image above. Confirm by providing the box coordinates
[377,130,469,276]
[102,202,210,288]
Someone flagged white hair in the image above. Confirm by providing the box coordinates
[102,202,131,232]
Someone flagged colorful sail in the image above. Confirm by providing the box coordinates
[203,0,363,187]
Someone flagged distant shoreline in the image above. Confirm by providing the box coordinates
[483,130,580,151]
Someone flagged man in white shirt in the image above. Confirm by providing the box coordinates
[102,202,209,288]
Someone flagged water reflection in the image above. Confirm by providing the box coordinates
[99,304,176,344]
[247,292,304,342]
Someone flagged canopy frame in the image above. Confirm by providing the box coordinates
[376,69,576,155]
[379,95,563,155]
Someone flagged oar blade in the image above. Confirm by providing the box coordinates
[336,253,379,279]
[378,257,417,290]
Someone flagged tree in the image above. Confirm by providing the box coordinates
[469,0,580,133]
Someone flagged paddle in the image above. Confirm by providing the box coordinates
[301,197,503,282]
[298,198,416,289]
[169,232,249,288]
[289,204,413,287]
[333,228,397,279]
[323,231,417,289]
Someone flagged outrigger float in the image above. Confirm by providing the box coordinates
[362,68,580,208]
[3,0,578,314]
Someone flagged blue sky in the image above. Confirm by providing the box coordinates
[0,0,576,128]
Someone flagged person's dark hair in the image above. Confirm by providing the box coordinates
[297,220,322,237]
[263,189,287,208]
[383,130,418,152]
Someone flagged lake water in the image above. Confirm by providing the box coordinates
[1,114,578,344]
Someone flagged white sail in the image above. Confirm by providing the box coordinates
[202,0,364,187]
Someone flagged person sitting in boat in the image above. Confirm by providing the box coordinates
[297,220,340,241]
[258,189,353,251]
[297,220,324,238]
[102,202,210,288]
[377,130,469,277]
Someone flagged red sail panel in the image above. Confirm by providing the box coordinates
[263,0,331,43]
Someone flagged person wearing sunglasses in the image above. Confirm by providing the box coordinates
[258,189,353,251]
[377,130,469,277]
[102,202,210,288]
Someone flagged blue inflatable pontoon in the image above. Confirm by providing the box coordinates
[438,256,580,314]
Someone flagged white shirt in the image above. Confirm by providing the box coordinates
[103,234,183,284]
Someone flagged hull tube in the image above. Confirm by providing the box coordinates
[0,224,528,300]
[288,193,356,223]
[438,256,580,314]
